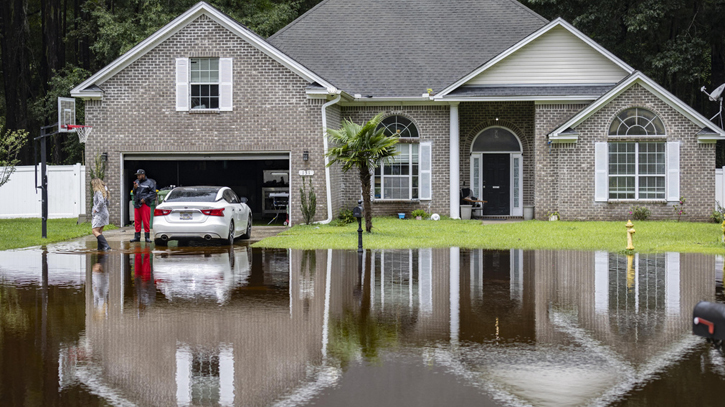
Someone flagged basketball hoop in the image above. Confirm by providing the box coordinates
[65,124,93,143]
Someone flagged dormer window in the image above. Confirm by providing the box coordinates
[190,58,219,109]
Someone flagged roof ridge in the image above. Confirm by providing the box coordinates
[268,0,336,42]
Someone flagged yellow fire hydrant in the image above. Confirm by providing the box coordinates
[626,220,635,251]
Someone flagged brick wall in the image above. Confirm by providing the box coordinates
[534,84,716,221]
[85,15,328,226]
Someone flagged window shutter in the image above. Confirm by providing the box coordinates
[594,142,608,202]
[419,142,432,200]
[219,58,233,111]
[666,141,680,201]
[175,58,189,111]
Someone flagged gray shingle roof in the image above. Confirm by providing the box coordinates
[268,0,548,97]
[447,85,615,98]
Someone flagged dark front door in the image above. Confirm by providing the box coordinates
[481,154,510,215]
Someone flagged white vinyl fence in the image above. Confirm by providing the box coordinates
[717,167,725,209]
[0,164,86,219]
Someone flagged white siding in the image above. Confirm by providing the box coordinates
[465,26,628,86]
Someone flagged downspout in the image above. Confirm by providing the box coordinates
[318,93,342,224]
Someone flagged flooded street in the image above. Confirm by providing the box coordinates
[0,242,723,406]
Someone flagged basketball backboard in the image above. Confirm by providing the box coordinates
[58,97,76,132]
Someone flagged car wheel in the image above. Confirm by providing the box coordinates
[241,215,252,239]
[228,221,235,246]
[154,238,167,247]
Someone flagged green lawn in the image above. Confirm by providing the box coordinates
[0,218,117,251]
[253,217,725,254]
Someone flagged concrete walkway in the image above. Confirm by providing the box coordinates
[40,226,287,253]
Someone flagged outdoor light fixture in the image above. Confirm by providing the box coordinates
[101,152,108,162]
[303,150,309,161]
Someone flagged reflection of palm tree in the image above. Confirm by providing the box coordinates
[328,253,399,368]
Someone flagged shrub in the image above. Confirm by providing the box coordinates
[337,209,355,226]
[628,205,651,221]
[672,196,686,222]
[411,209,428,218]
[299,177,316,224]
[712,202,725,223]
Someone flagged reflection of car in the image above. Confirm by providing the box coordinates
[152,186,252,246]
[153,246,252,304]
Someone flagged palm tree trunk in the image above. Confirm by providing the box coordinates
[359,165,373,232]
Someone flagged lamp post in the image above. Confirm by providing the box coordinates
[353,200,364,253]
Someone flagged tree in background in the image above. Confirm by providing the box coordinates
[0,128,29,188]
[326,113,399,233]
[0,0,320,166]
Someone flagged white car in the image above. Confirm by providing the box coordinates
[152,186,252,246]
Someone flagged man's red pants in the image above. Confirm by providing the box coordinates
[134,203,151,233]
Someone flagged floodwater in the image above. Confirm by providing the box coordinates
[0,242,723,407]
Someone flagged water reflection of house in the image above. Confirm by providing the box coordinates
[64,247,718,406]
[75,248,332,407]
[327,248,716,407]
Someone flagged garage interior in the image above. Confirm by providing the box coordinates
[123,154,289,226]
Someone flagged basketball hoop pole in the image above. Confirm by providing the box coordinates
[35,123,60,239]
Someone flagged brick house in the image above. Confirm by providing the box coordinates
[71,1,725,226]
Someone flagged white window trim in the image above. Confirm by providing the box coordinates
[189,57,221,111]
[607,142,666,201]
[374,143,419,201]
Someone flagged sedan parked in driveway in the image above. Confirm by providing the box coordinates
[152,186,252,246]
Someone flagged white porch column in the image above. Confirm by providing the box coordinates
[449,102,460,219]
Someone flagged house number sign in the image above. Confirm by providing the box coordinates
[299,170,315,176]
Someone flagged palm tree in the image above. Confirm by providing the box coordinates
[326,113,399,232]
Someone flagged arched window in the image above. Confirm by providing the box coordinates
[471,127,521,152]
[606,108,667,200]
[608,107,665,136]
[377,115,419,138]
[374,115,428,200]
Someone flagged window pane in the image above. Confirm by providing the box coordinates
[191,85,201,97]
[377,115,419,138]
[610,107,665,136]
[209,97,219,109]
[609,143,635,175]
[471,127,521,152]
[638,143,665,175]
[210,85,219,97]
[191,71,200,82]
[210,58,219,71]
[639,176,665,199]
[609,176,635,199]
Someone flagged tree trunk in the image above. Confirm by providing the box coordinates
[1,0,31,162]
[358,165,373,232]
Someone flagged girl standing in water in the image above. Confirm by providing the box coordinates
[91,178,111,250]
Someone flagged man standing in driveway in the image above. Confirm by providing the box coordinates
[131,169,156,243]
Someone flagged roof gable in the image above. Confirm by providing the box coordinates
[71,2,337,98]
[548,72,725,142]
[437,19,634,98]
[464,25,629,86]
